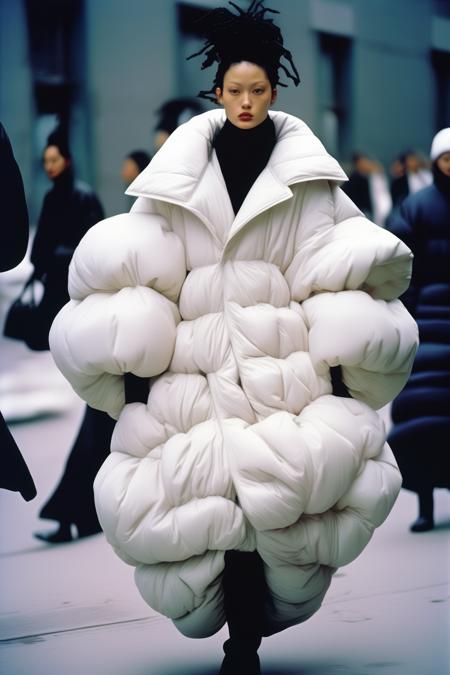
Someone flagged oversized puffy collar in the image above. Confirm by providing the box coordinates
[126,109,348,241]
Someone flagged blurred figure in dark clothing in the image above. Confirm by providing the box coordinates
[343,152,391,226]
[154,98,204,151]
[387,128,450,532]
[30,126,104,341]
[343,152,373,217]
[32,126,114,543]
[390,149,432,208]
[0,122,37,501]
[121,150,151,210]
[0,123,29,272]
[121,150,151,186]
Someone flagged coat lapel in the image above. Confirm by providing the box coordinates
[226,167,293,243]
[126,109,348,252]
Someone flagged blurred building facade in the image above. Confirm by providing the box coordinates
[1,0,450,219]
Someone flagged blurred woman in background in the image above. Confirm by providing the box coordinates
[33,126,115,544]
[30,126,104,332]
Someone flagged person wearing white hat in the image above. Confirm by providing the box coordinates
[430,127,450,168]
[387,128,450,532]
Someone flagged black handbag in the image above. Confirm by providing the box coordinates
[3,276,51,351]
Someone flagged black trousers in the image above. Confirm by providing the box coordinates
[39,405,115,529]
[222,550,266,643]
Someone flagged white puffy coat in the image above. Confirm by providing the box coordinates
[50,110,418,638]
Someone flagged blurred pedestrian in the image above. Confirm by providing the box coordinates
[30,125,104,340]
[343,151,392,226]
[390,149,432,208]
[0,122,36,502]
[121,150,151,186]
[154,97,204,150]
[387,127,450,532]
[121,150,151,210]
[49,2,417,673]
[0,123,29,272]
[30,125,114,543]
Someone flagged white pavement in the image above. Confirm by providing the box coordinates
[0,274,449,675]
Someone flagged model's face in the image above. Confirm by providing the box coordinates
[437,152,450,177]
[215,61,276,130]
[43,145,69,180]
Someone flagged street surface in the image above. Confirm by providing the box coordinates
[0,265,449,675]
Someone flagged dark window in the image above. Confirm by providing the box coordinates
[317,32,352,160]
[25,0,82,117]
[432,50,450,130]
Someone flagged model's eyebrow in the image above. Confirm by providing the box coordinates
[226,81,268,87]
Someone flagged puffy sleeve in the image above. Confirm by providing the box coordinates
[49,212,186,418]
[302,290,418,408]
[285,183,419,409]
[285,184,413,302]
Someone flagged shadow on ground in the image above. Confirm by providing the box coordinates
[139,657,408,675]
[143,662,374,675]
[6,410,66,425]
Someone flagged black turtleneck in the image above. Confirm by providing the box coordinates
[52,165,75,194]
[213,116,276,214]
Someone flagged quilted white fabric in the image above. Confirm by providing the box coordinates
[50,110,418,638]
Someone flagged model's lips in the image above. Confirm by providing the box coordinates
[238,113,253,120]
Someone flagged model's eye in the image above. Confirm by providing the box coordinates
[254,88,265,94]
[229,89,240,95]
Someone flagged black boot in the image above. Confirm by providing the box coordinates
[219,550,265,675]
[34,522,73,543]
[410,489,434,532]
[75,520,102,538]
[219,637,261,675]
[34,520,102,543]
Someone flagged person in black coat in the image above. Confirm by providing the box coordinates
[0,122,36,502]
[30,128,104,343]
[390,150,432,208]
[342,152,374,219]
[343,152,392,227]
[386,127,450,532]
[0,123,29,272]
[32,127,116,543]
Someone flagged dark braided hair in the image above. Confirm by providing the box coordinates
[187,0,300,102]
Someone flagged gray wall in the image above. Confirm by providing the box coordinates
[351,0,435,162]
[84,0,178,215]
[1,0,449,219]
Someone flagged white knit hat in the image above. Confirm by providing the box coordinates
[430,127,450,161]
